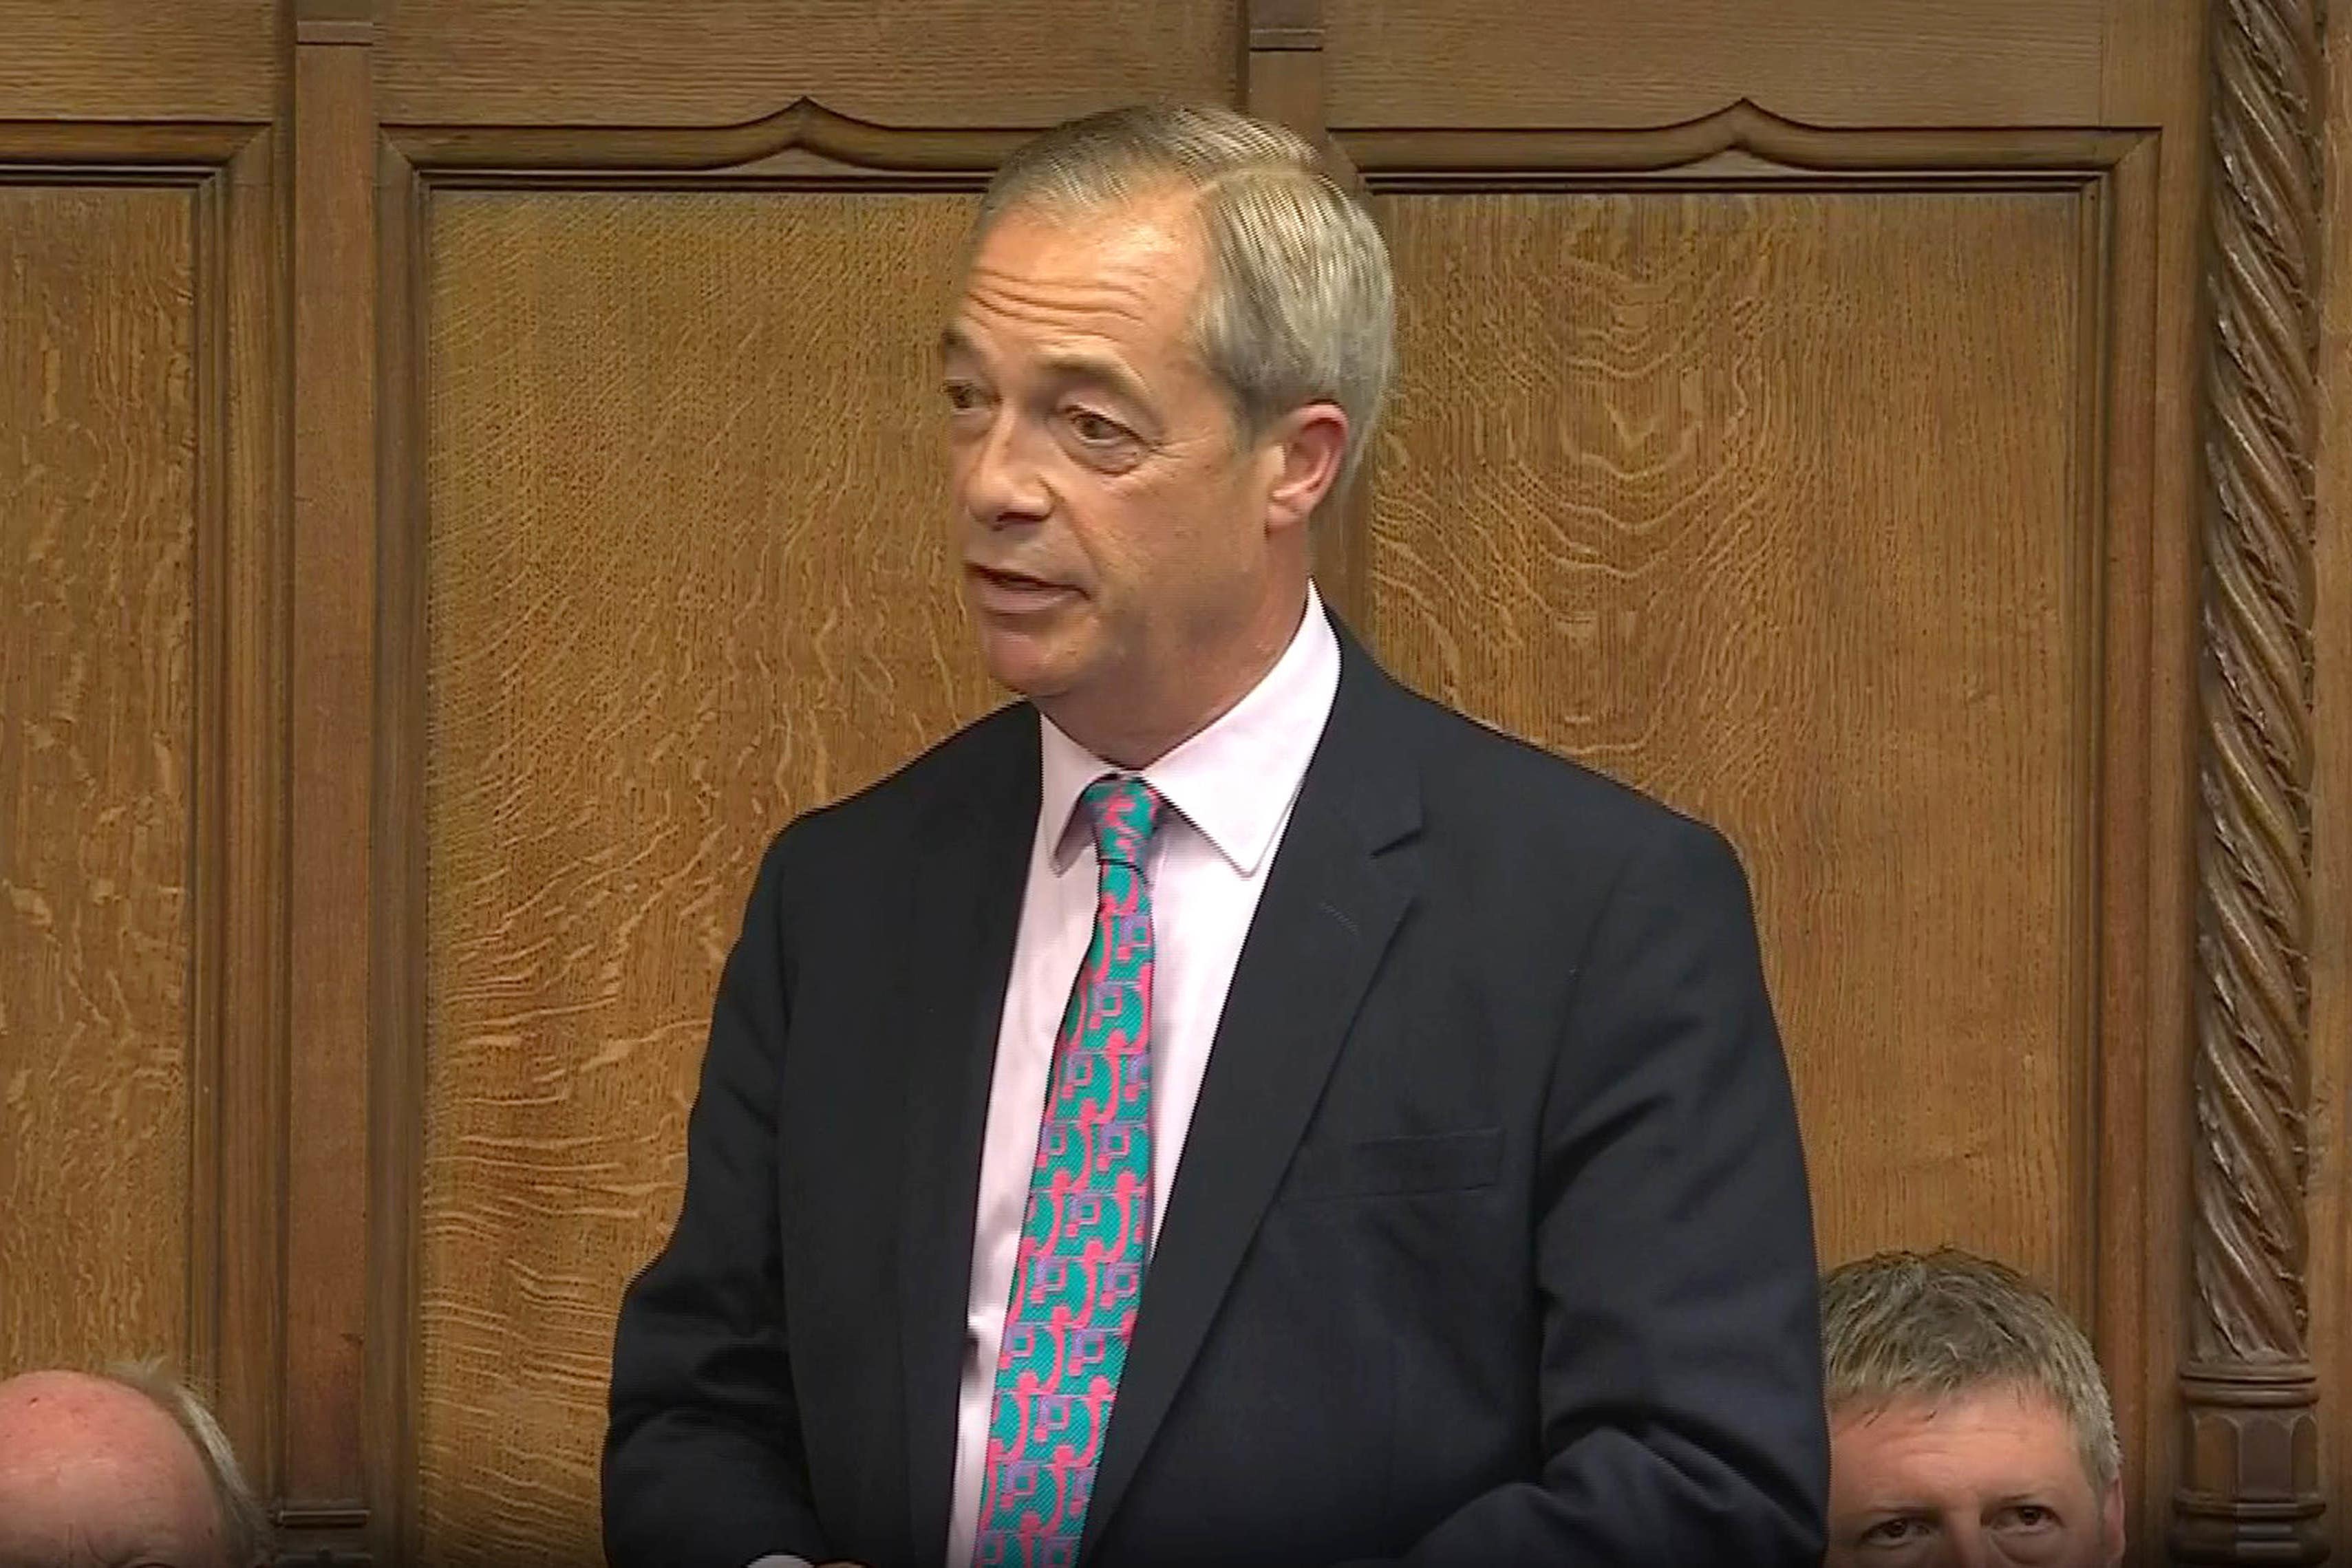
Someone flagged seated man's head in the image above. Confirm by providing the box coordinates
[1821,1249,2123,1567]
[0,1364,268,1568]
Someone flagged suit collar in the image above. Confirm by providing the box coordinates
[1312,614,1424,854]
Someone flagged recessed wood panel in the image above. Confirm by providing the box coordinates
[1327,0,2103,128]
[0,186,197,1372]
[378,0,1239,127]
[416,189,1001,1563]
[1369,188,2093,1302]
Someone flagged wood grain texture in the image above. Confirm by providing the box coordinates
[1325,0,2102,129]
[0,0,280,120]
[377,0,1239,128]
[0,185,197,1373]
[414,190,1000,1563]
[1370,189,2095,1301]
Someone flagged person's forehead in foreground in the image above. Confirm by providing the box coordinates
[0,1371,228,1568]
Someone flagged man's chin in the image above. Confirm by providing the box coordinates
[975,635,1080,702]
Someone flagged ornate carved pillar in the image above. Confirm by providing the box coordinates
[2174,0,2331,1560]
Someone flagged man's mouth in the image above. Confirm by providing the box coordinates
[965,564,1078,611]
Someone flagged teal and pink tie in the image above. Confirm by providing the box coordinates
[972,775,1166,1568]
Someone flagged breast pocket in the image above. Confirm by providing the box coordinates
[1280,1127,1503,1201]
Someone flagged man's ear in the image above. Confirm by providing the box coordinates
[2100,1475,2126,1567]
[1261,401,1350,535]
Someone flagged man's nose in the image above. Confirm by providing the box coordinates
[961,413,1051,528]
[1942,1523,1994,1568]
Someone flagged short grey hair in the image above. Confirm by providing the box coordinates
[976,103,1396,499]
[103,1360,270,1567]
[1820,1249,2120,1497]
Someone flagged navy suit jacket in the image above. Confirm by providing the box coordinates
[604,626,1828,1567]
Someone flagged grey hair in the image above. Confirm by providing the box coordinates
[1820,1249,2120,1497]
[103,1360,270,1567]
[976,103,1396,500]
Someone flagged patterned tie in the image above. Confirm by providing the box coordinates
[972,775,1166,1568]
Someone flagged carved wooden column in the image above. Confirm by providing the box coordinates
[2174,0,2330,1560]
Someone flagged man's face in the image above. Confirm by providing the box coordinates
[1827,1384,2124,1568]
[941,189,1312,755]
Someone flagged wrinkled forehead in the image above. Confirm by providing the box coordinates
[1829,1384,2096,1500]
[949,194,1210,359]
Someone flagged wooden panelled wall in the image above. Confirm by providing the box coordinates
[0,2,2345,1563]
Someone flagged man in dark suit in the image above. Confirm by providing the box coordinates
[604,103,1827,1568]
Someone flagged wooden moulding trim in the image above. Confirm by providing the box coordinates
[363,137,426,1568]
[184,160,232,1417]
[384,96,1036,174]
[1247,0,1324,51]
[210,120,292,1531]
[0,122,267,166]
[1338,98,2146,178]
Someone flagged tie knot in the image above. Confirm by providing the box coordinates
[1080,775,1164,870]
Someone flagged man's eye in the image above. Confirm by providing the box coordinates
[943,382,988,413]
[1067,409,1131,444]
[1861,1516,1932,1545]
[1999,1503,2060,1530]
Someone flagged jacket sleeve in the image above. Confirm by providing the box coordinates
[603,828,834,1568]
[1345,815,1829,1567]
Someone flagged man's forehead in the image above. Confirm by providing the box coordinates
[1831,1384,2091,1492]
[939,320,1147,388]
[953,200,1200,319]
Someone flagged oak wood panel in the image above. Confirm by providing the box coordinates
[0,185,197,1372]
[1325,0,2103,129]
[377,0,1239,127]
[0,0,280,121]
[414,189,1000,1563]
[1369,189,2095,1302]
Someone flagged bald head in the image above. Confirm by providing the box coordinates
[0,1371,241,1568]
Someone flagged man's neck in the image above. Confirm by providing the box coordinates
[1046,588,1312,770]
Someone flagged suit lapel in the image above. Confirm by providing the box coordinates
[1082,636,1424,1558]
[895,708,1039,1568]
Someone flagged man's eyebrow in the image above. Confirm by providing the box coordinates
[1035,350,1150,407]
[935,330,1151,411]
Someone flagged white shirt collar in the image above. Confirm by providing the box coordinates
[1038,582,1342,877]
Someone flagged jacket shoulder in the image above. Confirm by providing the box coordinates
[1376,679,1739,870]
[767,699,1033,863]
